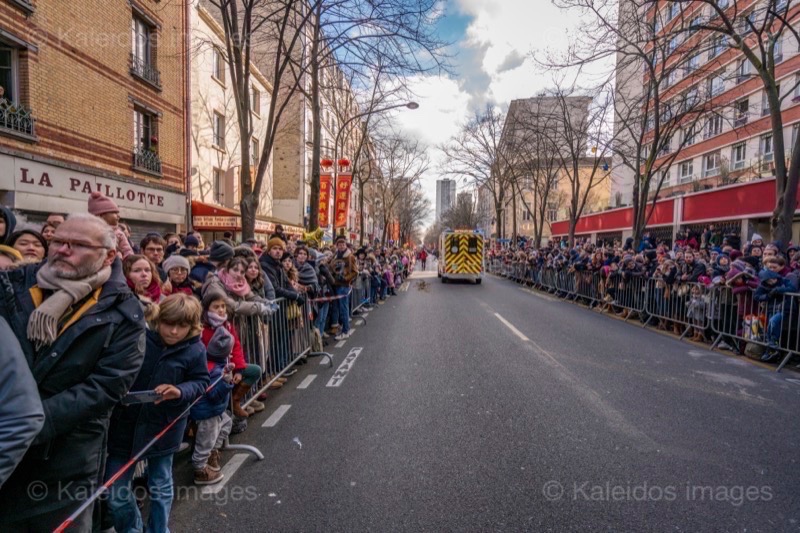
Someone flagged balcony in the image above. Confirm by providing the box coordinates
[734,115,748,127]
[132,146,162,176]
[0,98,36,141]
[130,53,161,89]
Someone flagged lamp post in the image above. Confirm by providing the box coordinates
[326,101,419,240]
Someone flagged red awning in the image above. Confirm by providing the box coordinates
[191,200,305,236]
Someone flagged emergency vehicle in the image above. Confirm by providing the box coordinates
[438,229,484,284]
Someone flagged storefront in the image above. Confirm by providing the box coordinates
[0,153,186,242]
[191,200,304,243]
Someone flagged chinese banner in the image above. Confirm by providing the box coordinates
[319,174,332,227]
[334,173,353,228]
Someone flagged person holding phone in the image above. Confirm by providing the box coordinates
[104,293,209,533]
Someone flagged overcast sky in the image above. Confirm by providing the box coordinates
[389,0,614,225]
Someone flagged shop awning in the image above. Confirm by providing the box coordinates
[191,200,304,236]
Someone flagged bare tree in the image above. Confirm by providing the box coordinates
[372,133,429,244]
[396,184,430,245]
[439,105,511,239]
[549,0,715,247]
[439,191,485,230]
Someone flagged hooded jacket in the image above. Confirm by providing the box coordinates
[0,258,145,521]
[0,205,17,245]
[331,249,358,287]
[260,253,301,302]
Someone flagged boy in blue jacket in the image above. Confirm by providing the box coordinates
[191,325,235,485]
[105,293,209,533]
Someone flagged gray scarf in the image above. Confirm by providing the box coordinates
[28,262,112,349]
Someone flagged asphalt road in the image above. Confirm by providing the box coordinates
[170,265,800,532]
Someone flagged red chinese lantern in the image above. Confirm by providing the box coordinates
[338,158,350,168]
[320,158,334,168]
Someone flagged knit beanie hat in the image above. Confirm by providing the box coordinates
[751,233,763,242]
[208,241,234,263]
[8,229,48,255]
[206,326,233,363]
[163,254,191,273]
[267,236,286,251]
[184,234,200,247]
[88,192,120,216]
[281,251,293,262]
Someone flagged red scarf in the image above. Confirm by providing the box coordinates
[127,277,162,302]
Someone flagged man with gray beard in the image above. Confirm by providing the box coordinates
[0,213,145,532]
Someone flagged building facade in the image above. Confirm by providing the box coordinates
[190,1,279,241]
[0,0,188,240]
[605,0,800,242]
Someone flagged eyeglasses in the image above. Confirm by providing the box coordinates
[50,238,109,252]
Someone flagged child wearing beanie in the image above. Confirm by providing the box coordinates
[88,191,134,259]
[162,254,199,297]
[190,325,235,485]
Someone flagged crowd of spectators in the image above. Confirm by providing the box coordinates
[489,224,800,365]
[0,191,415,531]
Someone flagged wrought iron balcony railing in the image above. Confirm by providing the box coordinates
[132,146,162,175]
[130,53,161,88]
[0,98,36,139]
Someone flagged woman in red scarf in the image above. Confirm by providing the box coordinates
[123,254,162,323]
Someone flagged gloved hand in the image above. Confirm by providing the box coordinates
[295,293,307,307]
[257,302,276,320]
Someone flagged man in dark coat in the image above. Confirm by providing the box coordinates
[0,213,145,531]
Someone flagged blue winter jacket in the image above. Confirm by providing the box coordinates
[190,363,233,421]
[107,330,209,459]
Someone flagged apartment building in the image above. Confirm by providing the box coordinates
[0,0,189,239]
[598,0,800,243]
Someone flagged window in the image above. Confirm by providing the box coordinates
[685,53,700,74]
[134,108,154,152]
[131,16,159,87]
[760,134,774,162]
[212,47,225,83]
[794,74,800,100]
[738,11,754,36]
[251,85,260,115]
[685,86,699,108]
[688,16,702,34]
[133,107,161,174]
[732,142,746,170]
[667,2,679,21]
[717,0,730,9]
[660,169,671,186]
[704,151,721,177]
[679,160,694,183]
[705,113,723,138]
[213,168,224,203]
[737,59,751,83]
[668,35,680,55]
[251,137,259,166]
[0,46,18,104]
[734,98,749,126]
[774,36,783,63]
[547,206,558,222]
[708,73,725,96]
[213,112,225,149]
[683,125,696,146]
[762,86,780,116]
[708,35,725,59]
[665,69,677,88]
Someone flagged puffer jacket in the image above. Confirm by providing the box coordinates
[107,329,208,459]
[0,258,145,521]
[190,362,233,421]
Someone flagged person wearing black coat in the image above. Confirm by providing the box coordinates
[0,205,17,245]
[0,216,145,531]
[680,251,706,282]
[0,317,44,490]
[105,295,209,533]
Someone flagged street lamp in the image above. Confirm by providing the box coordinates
[326,101,419,239]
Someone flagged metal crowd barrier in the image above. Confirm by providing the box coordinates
[642,279,711,339]
[242,298,333,411]
[490,266,800,372]
[350,274,371,325]
[708,286,800,371]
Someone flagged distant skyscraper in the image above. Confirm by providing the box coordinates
[436,179,457,220]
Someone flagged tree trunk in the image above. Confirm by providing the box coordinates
[511,191,517,246]
[307,4,323,231]
[358,177,366,247]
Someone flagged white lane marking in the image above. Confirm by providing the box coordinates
[362,313,369,318]
[494,313,530,342]
[319,356,330,366]
[297,374,317,389]
[200,453,248,495]
[335,340,346,348]
[326,347,364,387]
[262,404,291,428]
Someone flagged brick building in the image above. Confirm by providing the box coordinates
[0,0,188,239]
